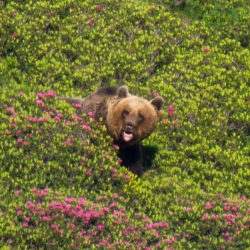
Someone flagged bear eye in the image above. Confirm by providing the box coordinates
[138,113,144,122]
[122,110,129,117]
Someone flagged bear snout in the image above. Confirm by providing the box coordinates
[125,122,134,131]
[122,122,137,142]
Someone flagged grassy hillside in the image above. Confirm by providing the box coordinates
[0,0,250,249]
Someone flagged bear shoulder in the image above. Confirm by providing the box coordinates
[94,86,118,96]
[94,86,129,99]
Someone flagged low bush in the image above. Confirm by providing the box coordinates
[179,0,250,48]
[0,0,250,249]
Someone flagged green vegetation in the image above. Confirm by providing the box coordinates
[0,0,249,248]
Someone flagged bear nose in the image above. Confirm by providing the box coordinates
[125,122,134,130]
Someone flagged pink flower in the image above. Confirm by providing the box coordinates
[86,171,92,175]
[29,117,37,122]
[169,105,175,111]
[42,216,50,221]
[97,224,105,230]
[69,223,75,228]
[211,214,219,219]
[17,138,23,143]
[37,117,45,122]
[87,111,93,116]
[103,207,110,212]
[17,210,22,215]
[51,224,57,228]
[54,229,64,233]
[22,223,28,227]
[35,99,46,107]
[204,204,212,209]
[26,201,35,208]
[223,232,230,237]
[203,47,210,52]
[25,217,30,222]
[50,242,56,245]
[87,20,93,25]
[69,135,75,140]
[6,106,16,113]
[210,200,216,205]
[152,92,159,97]
[45,91,56,97]
[74,103,82,108]
[71,244,77,248]
[231,206,237,211]
[110,202,117,207]
[63,141,73,146]
[6,130,11,134]
[15,190,20,195]
[78,198,85,205]
[54,116,61,121]
[64,197,75,203]
[202,214,209,220]
[36,92,44,99]
[163,237,176,244]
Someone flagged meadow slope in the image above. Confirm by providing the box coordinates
[0,0,249,249]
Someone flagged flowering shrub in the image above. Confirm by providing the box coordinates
[0,0,250,249]
[0,88,131,192]
[2,184,250,249]
[10,189,174,249]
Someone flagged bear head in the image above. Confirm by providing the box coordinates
[107,87,164,147]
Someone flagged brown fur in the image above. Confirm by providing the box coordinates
[107,95,162,146]
[58,86,164,175]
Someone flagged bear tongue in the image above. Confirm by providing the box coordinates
[123,131,133,142]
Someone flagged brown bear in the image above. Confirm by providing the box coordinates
[58,86,164,176]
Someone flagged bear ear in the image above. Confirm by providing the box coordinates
[57,97,84,105]
[117,86,129,98]
[150,96,164,111]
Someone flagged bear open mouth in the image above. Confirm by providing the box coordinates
[122,131,134,142]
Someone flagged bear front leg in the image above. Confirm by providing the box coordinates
[118,144,143,176]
